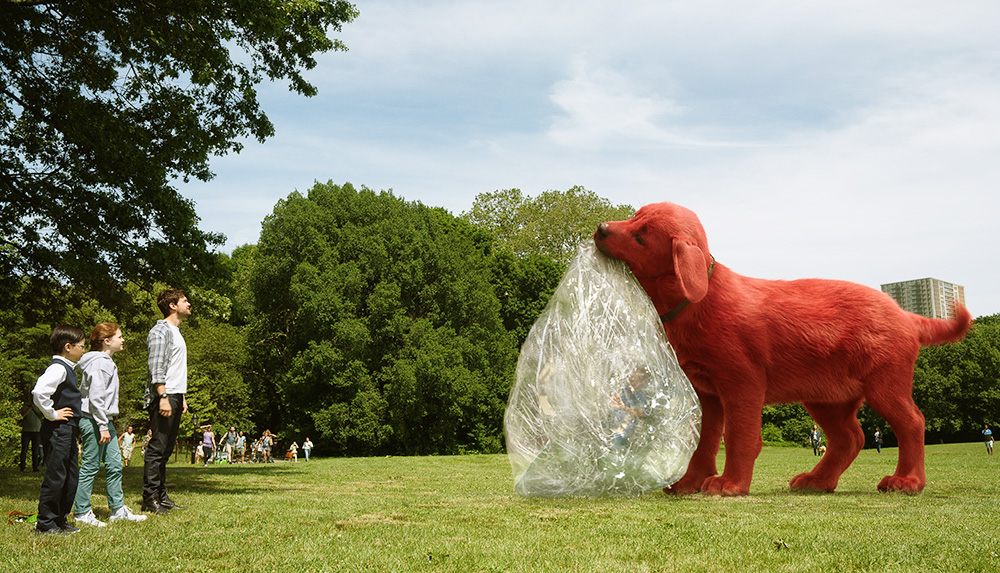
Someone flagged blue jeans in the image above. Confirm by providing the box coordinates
[20,431,41,471]
[74,417,124,514]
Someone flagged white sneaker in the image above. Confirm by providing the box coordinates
[75,510,107,527]
[110,505,147,522]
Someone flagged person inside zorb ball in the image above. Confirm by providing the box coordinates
[505,242,701,497]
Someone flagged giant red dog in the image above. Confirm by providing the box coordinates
[594,202,972,496]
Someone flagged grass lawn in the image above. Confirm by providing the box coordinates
[1,443,997,572]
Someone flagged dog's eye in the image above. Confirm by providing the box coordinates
[633,234,645,246]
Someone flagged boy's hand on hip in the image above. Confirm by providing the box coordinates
[53,407,74,421]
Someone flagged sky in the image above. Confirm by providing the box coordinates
[181,0,1000,317]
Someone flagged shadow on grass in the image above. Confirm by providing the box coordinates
[0,462,310,504]
[164,463,310,496]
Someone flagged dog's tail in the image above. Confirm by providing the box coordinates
[913,302,973,346]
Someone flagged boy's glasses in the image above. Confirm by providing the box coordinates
[71,343,86,348]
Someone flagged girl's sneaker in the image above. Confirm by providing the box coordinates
[75,510,107,527]
[110,505,148,522]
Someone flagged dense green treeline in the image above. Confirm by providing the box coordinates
[2,182,998,464]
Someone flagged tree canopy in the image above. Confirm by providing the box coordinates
[246,182,517,456]
[0,0,357,299]
[461,186,634,266]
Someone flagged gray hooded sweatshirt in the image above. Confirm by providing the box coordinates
[78,351,120,432]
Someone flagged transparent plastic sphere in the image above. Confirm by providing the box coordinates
[505,243,701,497]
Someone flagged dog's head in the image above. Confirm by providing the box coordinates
[594,202,712,303]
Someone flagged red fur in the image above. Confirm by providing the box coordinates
[594,202,972,496]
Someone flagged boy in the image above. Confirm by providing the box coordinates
[31,326,86,535]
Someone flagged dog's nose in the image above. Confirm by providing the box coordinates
[594,222,610,240]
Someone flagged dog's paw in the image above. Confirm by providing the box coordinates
[789,472,836,492]
[700,476,749,496]
[663,475,704,495]
[877,475,924,494]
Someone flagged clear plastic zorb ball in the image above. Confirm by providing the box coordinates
[504,242,701,497]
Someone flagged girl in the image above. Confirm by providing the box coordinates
[200,424,216,466]
[73,323,146,526]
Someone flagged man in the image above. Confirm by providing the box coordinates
[19,402,43,472]
[222,426,238,463]
[235,430,246,463]
[141,290,191,514]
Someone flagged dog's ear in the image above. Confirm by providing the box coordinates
[672,238,709,302]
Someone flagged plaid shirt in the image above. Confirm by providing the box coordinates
[143,320,177,408]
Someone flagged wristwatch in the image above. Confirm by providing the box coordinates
[158,393,169,400]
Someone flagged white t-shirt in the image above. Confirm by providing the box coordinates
[164,323,187,394]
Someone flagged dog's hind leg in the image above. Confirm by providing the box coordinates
[664,391,723,494]
[864,371,927,493]
[790,399,865,492]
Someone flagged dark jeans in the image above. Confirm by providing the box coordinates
[20,431,41,471]
[142,394,183,502]
[37,421,78,531]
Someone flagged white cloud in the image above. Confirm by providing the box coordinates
[181,0,1000,314]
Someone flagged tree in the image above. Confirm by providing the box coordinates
[248,182,516,456]
[486,249,562,347]
[0,1,358,299]
[462,186,634,266]
[913,314,1000,442]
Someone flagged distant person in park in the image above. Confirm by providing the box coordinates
[200,424,216,466]
[874,427,883,454]
[118,425,136,467]
[984,425,994,455]
[74,323,147,526]
[31,325,85,535]
[223,426,238,462]
[142,289,191,514]
[810,424,823,456]
[262,430,274,463]
[235,430,247,463]
[302,437,313,462]
[19,401,43,472]
[141,429,152,457]
[289,441,299,462]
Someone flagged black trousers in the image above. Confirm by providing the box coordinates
[37,421,78,531]
[142,393,183,502]
[20,430,41,471]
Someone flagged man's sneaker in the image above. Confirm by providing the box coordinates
[158,493,185,510]
[140,498,170,515]
[74,510,107,527]
[34,527,64,535]
[110,505,147,522]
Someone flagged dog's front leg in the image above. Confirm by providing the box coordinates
[664,391,723,494]
[700,386,765,496]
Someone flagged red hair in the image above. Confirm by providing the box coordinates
[90,322,121,351]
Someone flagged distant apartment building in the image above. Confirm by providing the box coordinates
[880,278,966,319]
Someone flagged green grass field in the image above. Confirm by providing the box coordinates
[2,443,997,572]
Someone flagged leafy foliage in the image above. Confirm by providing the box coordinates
[913,314,1000,438]
[0,0,357,299]
[462,186,634,266]
[247,182,516,455]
